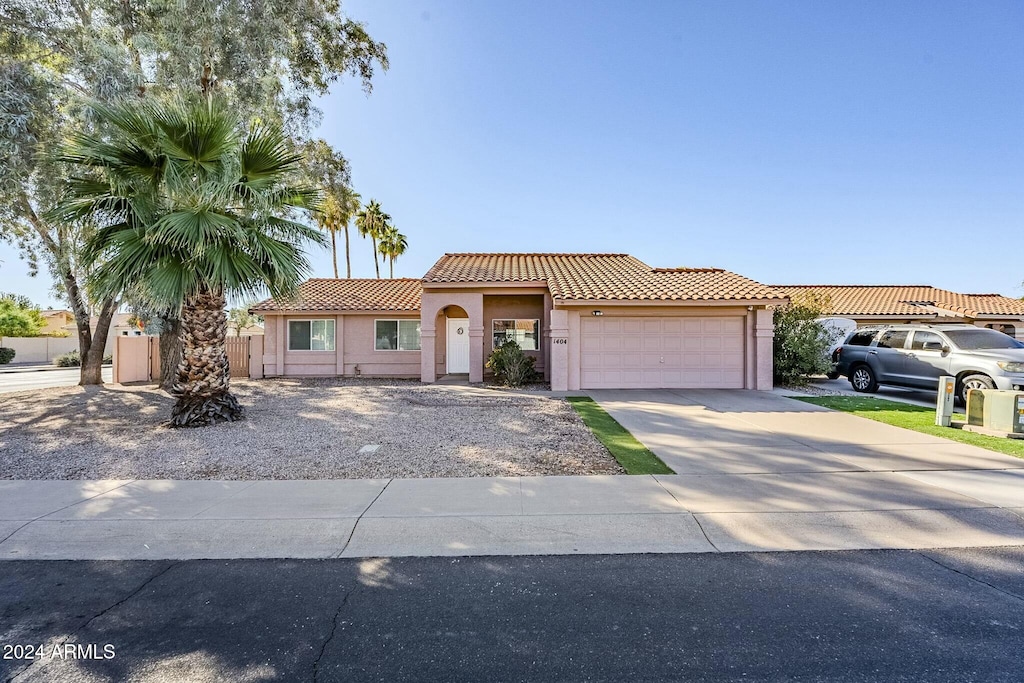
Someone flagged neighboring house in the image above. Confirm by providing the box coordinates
[39,309,75,335]
[776,285,1024,340]
[252,253,786,391]
[228,324,265,337]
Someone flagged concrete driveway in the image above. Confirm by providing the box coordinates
[590,389,1024,551]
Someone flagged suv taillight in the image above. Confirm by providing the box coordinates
[832,347,842,361]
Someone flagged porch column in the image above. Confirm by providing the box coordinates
[469,325,484,383]
[420,324,436,383]
[542,292,552,381]
[754,308,774,391]
[550,309,569,391]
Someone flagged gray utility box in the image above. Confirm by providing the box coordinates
[966,390,1024,435]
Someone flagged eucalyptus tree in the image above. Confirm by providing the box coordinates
[54,97,323,426]
[0,0,387,384]
[355,200,390,279]
[377,225,409,279]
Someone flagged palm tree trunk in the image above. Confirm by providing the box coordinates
[344,225,352,278]
[331,231,339,278]
[372,236,380,278]
[170,290,242,427]
[389,256,394,278]
[159,314,182,391]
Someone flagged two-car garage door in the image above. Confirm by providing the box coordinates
[580,317,745,389]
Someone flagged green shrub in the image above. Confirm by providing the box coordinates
[0,347,15,364]
[486,340,536,387]
[54,350,81,367]
[52,350,113,367]
[773,293,836,386]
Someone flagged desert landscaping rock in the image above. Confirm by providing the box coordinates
[0,378,621,480]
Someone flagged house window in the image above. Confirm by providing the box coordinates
[987,324,1017,338]
[375,320,421,351]
[492,319,539,350]
[288,319,335,351]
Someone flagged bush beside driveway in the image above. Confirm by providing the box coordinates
[0,378,622,480]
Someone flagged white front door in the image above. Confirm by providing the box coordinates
[446,318,471,374]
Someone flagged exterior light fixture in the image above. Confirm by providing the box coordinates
[592,311,603,316]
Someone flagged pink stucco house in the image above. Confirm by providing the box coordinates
[251,253,787,391]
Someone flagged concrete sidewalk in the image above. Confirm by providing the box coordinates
[2,471,1024,560]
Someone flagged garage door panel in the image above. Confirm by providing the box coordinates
[580,316,746,389]
[723,318,744,334]
[622,336,642,351]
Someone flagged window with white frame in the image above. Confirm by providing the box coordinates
[492,319,539,350]
[375,320,421,350]
[288,319,336,351]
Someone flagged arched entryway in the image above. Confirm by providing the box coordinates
[419,292,485,383]
[439,305,470,375]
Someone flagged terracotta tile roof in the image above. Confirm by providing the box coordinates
[425,253,786,302]
[251,278,422,313]
[776,285,1024,318]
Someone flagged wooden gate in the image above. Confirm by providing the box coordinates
[226,336,250,378]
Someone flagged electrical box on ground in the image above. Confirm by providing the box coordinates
[966,389,1024,436]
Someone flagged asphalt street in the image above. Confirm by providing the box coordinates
[2,548,1022,682]
[0,367,113,394]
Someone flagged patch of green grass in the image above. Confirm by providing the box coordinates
[566,397,674,475]
[794,395,1024,459]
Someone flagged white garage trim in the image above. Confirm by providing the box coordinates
[579,316,746,389]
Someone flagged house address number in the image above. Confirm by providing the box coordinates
[553,338,568,344]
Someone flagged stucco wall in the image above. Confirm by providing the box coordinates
[261,313,420,378]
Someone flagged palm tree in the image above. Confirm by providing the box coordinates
[54,97,323,427]
[355,199,390,279]
[377,225,409,278]
[336,185,361,278]
[303,141,359,278]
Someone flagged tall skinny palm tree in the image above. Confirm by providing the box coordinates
[54,97,323,427]
[303,141,359,278]
[336,186,361,278]
[377,225,409,278]
[355,199,389,279]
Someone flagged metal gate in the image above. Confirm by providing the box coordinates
[226,336,250,378]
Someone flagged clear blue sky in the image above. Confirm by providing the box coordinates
[3,0,1022,307]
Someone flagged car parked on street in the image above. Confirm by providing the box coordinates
[831,324,1024,403]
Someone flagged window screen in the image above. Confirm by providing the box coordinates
[288,320,335,351]
[492,319,539,350]
[375,320,420,350]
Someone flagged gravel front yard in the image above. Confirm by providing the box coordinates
[0,378,622,479]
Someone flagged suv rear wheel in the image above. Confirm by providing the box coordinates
[850,365,879,393]
[958,374,995,404]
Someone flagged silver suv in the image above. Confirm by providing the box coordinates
[833,324,1024,403]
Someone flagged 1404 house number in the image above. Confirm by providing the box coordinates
[553,338,567,344]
